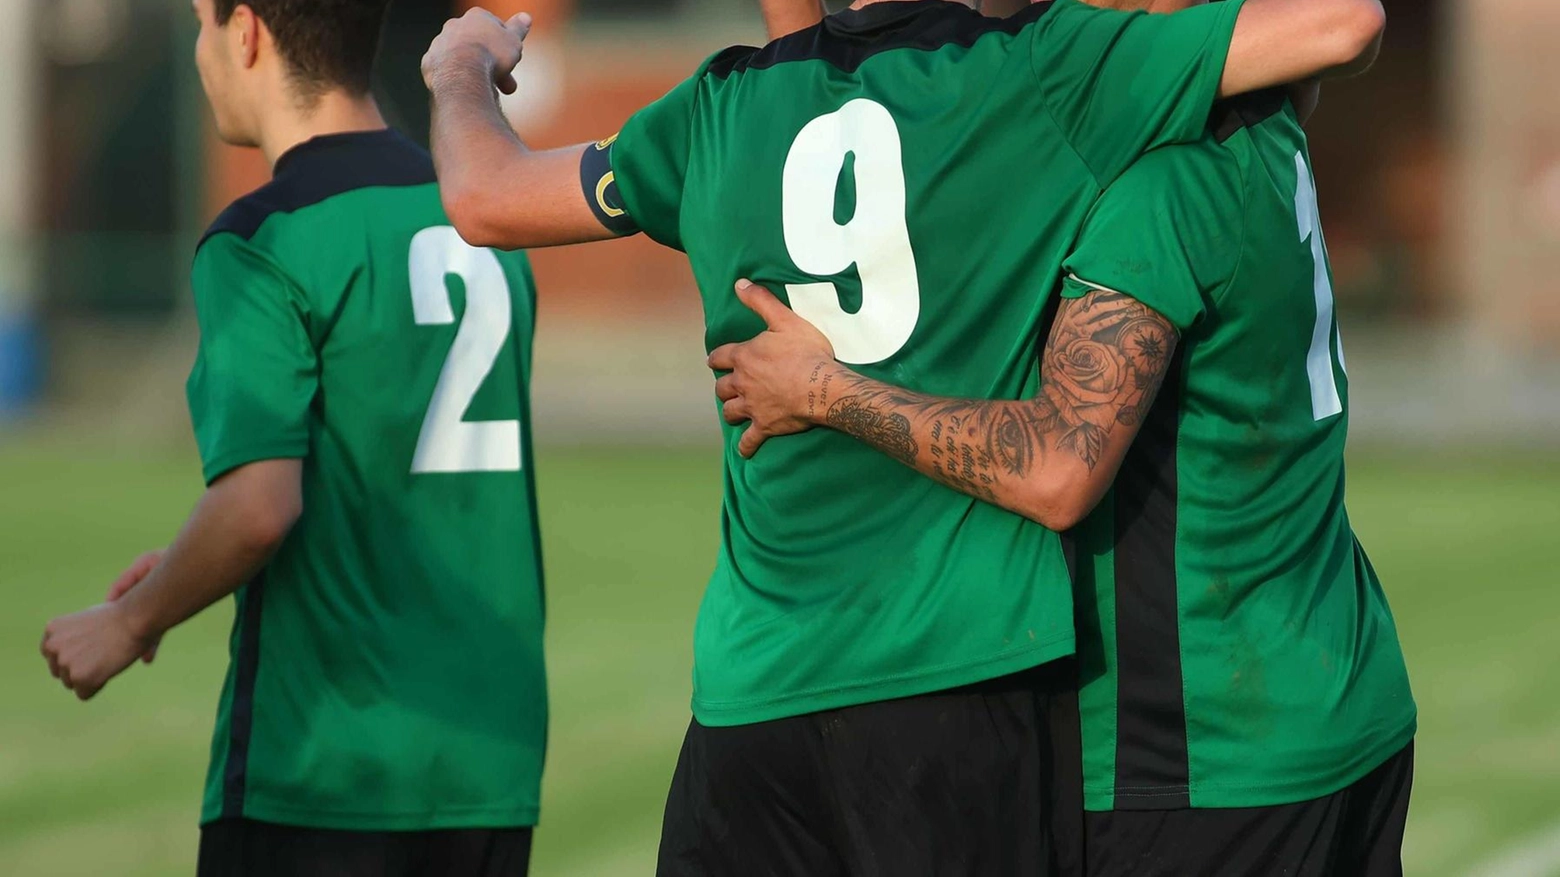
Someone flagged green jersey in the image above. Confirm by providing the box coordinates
[603,0,1246,726]
[1060,91,1417,810]
[187,130,546,830]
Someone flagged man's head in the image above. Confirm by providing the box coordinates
[192,0,390,146]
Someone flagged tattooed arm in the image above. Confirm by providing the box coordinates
[709,280,1178,531]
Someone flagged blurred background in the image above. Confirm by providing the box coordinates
[1,0,1557,874]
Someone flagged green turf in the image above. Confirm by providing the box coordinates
[2,437,1557,875]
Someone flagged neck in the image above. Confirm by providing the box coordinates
[257,91,387,168]
[1084,0,1201,11]
[851,0,979,9]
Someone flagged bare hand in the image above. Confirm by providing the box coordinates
[106,550,164,664]
[422,9,532,95]
[707,280,837,458]
[41,602,155,701]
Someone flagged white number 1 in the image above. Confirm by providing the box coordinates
[1294,151,1347,421]
[407,226,521,474]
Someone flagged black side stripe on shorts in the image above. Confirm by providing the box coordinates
[222,571,267,819]
[1112,351,1191,809]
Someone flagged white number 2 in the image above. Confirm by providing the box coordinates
[781,99,921,365]
[1294,151,1347,421]
[407,226,521,474]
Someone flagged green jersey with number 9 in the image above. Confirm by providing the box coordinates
[601,0,1248,726]
[1059,90,1417,811]
[186,130,546,830]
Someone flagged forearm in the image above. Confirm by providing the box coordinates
[794,288,1178,530]
[806,364,1093,529]
[428,61,608,249]
[117,464,300,642]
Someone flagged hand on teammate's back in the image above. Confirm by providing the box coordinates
[422,8,532,95]
[710,281,836,459]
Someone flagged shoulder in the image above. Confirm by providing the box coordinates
[199,186,292,252]
[706,44,763,79]
[189,229,300,311]
[194,203,297,295]
[198,131,435,250]
[1097,137,1246,235]
[1076,137,1247,296]
[709,1,1055,81]
[1028,0,1130,40]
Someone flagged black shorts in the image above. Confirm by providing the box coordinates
[197,818,533,877]
[656,661,1078,877]
[1082,741,1415,877]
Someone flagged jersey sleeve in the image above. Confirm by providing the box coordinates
[1061,146,1244,331]
[606,54,719,252]
[185,234,318,484]
[1032,0,1246,186]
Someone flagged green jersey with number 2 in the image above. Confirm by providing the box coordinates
[187,130,546,830]
[601,0,1248,726]
[1060,91,1417,811]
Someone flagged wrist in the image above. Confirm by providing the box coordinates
[427,46,497,92]
[115,588,165,647]
[803,359,846,426]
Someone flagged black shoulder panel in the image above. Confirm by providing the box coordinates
[1210,87,1290,144]
[709,0,1055,79]
[200,129,435,248]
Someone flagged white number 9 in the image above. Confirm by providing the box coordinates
[781,99,921,365]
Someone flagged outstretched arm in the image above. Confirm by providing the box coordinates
[709,282,1178,531]
[41,460,302,700]
[761,0,825,40]
[1221,0,1384,97]
[423,10,618,249]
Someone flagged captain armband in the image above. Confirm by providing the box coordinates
[579,134,641,237]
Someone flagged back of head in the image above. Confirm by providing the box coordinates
[214,0,390,99]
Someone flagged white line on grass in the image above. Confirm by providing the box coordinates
[1465,820,1560,877]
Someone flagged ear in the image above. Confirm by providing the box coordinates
[230,4,260,70]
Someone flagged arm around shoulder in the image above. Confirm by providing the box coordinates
[424,13,619,249]
[1220,0,1385,97]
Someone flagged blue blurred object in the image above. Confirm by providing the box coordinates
[0,309,41,419]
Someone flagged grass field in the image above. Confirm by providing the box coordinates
[2,437,1558,876]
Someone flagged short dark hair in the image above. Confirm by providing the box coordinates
[215,0,391,98]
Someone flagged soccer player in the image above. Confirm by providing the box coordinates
[712,5,1417,876]
[420,0,1384,871]
[39,1,545,874]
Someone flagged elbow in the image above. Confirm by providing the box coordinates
[1011,478,1095,533]
[243,496,301,556]
[1328,0,1386,75]
[441,180,510,250]
[1035,499,1091,534]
